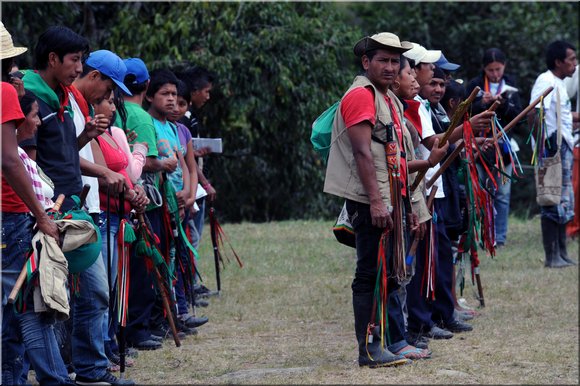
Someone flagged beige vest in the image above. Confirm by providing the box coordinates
[324,76,406,208]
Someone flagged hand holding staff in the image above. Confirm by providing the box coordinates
[410,87,481,192]
[425,86,554,189]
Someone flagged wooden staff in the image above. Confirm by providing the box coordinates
[136,213,181,348]
[426,91,547,190]
[407,185,438,258]
[410,86,481,192]
[8,194,65,304]
[425,101,500,190]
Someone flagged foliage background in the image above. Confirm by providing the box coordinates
[3,1,578,222]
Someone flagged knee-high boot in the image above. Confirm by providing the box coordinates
[352,292,408,367]
[559,223,577,265]
[542,217,572,268]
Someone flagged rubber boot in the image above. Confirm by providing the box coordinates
[559,223,577,265]
[541,217,570,268]
[352,292,409,367]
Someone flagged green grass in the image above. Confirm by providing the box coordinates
[124,217,578,384]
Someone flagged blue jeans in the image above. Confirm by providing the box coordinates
[1,212,73,385]
[541,141,575,224]
[345,200,408,354]
[193,197,206,244]
[99,211,120,346]
[70,252,109,379]
[494,163,512,245]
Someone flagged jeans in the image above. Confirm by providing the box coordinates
[71,252,109,379]
[345,200,407,353]
[193,197,206,244]
[406,199,456,332]
[494,163,513,245]
[541,141,575,225]
[1,212,73,385]
[99,211,120,346]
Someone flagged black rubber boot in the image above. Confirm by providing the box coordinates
[541,217,571,268]
[352,292,409,367]
[559,224,577,265]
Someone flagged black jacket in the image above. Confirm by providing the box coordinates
[466,73,522,125]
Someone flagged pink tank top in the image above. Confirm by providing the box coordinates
[97,132,133,214]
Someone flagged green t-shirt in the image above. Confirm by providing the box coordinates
[115,101,158,157]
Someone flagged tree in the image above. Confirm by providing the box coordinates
[106,2,360,221]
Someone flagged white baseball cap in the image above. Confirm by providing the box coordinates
[403,42,441,64]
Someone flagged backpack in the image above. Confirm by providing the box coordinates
[310,100,339,162]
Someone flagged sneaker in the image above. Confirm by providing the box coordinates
[108,352,135,368]
[194,298,209,308]
[75,371,135,385]
[151,324,187,340]
[427,325,453,339]
[178,313,209,328]
[443,319,473,333]
[130,339,162,351]
[194,284,219,298]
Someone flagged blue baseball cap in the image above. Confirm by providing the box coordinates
[435,53,460,71]
[85,50,132,96]
[123,58,150,85]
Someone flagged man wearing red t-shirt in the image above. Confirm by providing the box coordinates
[324,32,427,367]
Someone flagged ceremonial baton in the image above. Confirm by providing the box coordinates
[425,101,500,189]
[136,212,181,347]
[410,86,480,191]
[426,87,554,189]
[407,185,438,258]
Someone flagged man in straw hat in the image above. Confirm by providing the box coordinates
[324,32,432,367]
[1,22,75,385]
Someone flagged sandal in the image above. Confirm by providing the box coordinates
[395,345,432,360]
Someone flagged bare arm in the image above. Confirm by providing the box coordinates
[79,150,127,195]
[421,110,496,150]
[185,141,199,206]
[347,121,392,230]
[2,122,59,240]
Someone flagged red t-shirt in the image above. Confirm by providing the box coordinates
[341,87,407,196]
[1,82,29,213]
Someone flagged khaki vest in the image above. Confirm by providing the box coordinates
[324,76,407,208]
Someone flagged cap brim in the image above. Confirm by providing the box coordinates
[440,62,460,71]
[421,50,442,63]
[113,78,132,96]
[1,46,28,60]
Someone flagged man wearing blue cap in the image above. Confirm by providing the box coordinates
[434,53,461,81]
[21,27,135,385]
[68,50,140,372]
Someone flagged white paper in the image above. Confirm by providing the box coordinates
[196,184,207,199]
[193,138,222,153]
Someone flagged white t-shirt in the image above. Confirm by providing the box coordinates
[530,70,574,150]
[70,93,101,214]
[414,95,445,198]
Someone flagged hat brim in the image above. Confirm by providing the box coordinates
[1,46,27,60]
[354,37,413,57]
[112,78,132,96]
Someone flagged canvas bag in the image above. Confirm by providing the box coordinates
[310,100,339,162]
[535,89,562,206]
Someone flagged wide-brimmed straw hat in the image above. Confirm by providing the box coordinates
[0,22,27,60]
[353,32,413,57]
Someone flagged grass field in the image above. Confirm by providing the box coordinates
[123,216,578,385]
